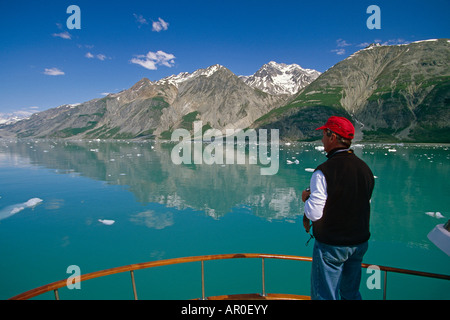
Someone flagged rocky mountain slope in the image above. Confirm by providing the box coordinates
[1,63,308,140]
[253,39,450,142]
[1,40,449,143]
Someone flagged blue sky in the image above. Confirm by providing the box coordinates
[1,0,449,115]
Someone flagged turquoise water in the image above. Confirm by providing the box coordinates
[0,139,448,300]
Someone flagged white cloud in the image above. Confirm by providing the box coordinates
[78,44,95,49]
[380,38,411,46]
[130,50,175,70]
[152,18,169,32]
[133,15,169,32]
[52,31,72,40]
[133,13,149,27]
[356,39,411,48]
[43,68,65,76]
[357,42,371,48]
[331,49,346,55]
[85,52,110,61]
[0,108,38,124]
[331,39,351,55]
[336,38,351,47]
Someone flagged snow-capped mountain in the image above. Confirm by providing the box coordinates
[0,61,319,139]
[157,64,227,88]
[0,112,34,125]
[158,62,320,95]
[240,61,321,95]
[252,39,450,142]
[2,38,448,143]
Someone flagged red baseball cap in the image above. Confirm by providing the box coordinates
[316,116,355,140]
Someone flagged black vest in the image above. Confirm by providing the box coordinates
[312,148,375,245]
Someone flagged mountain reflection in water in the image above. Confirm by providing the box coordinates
[0,139,309,221]
[0,139,449,300]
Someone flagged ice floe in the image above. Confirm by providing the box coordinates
[425,212,445,219]
[305,168,315,172]
[98,219,115,225]
[0,198,43,221]
[315,146,325,151]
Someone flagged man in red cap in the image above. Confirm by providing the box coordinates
[301,116,375,300]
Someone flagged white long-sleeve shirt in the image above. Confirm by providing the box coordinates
[304,169,327,222]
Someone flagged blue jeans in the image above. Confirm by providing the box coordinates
[311,240,368,300]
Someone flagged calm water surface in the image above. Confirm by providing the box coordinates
[0,139,449,299]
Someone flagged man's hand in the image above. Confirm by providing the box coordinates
[303,215,311,233]
[302,188,312,233]
[302,189,311,202]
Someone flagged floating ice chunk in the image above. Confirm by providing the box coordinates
[436,212,445,219]
[98,219,115,225]
[287,160,294,164]
[24,198,43,207]
[0,198,43,221]
[388,149,397,152]
[10,206,25,215]
[315,146,325,151]
[425,212,446,219]
[305,168,315,172]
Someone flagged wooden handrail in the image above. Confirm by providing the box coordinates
[361,262,450,281]
[8,253,450,300]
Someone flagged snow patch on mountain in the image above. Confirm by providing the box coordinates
[0,111,35,125]
[156,61,320,95]
[157,64,227,88]
[240,61,321,95]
